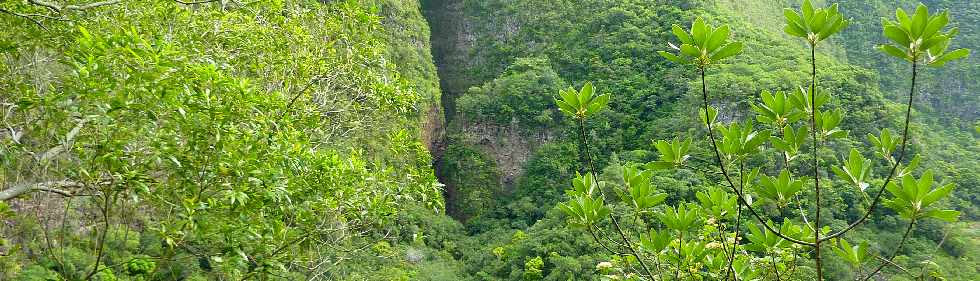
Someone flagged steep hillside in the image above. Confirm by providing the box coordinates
[423,0,978,280]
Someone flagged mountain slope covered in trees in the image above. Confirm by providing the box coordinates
[424,0,978,280]
[0,0,976,280]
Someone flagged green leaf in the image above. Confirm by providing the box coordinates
[578,82,595,105]
[883,25,911,47]
[802,0,815,24]
[699,106,718,126]
[680,44,701,58]
[692,17,708,46]
[923,209,959,222]
[784,23,807,38]
[921,183,954,208]
[706,25,730,52]
[659,50,689,65]
[784,9,804,29]
[879,45,910,61]
[910,4,929,38]
[710,42,743,62]
[896,8,912,31]
[585,93,610,116]
[929,48,970,67]
[922,11,948,39]
[672,24,693,45]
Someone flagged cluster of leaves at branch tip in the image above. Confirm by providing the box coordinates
[659,17,742,69]
[879,3,970,66]
[552,0,971,279]
[554,82,609,120]
[783,0,849,45]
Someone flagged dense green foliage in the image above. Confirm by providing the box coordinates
[0,0,453,279]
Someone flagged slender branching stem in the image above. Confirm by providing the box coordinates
[771,253,783,281]
[724,163,746,280]
[698,68,815,248]
[808,43,824,281]
[577,118,656,280]
[589,227,624,256]
[823,60,918,242]
[861,219,916,281]
[84,189,114,280]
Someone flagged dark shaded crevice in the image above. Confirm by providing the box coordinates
[422,0,465,219]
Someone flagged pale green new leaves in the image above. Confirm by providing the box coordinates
[880,4,970,66]
[832,149,873,192]
[746,220,806,252]
[752,90,804,127]
[771,126,808,161]
[732,256,762,281]
[696,188,737,220]
[816,109,848,139]
[717,121,770,158]
[555,82,610,119]
[646,138,692,170]
[699,105,719,127]
[868,128,900,161]
[558,193,611,228]
[831,239,870,267]
[568,172,603,197]
[884,170,959,222]
[788,86,829,115]
[755,170,805,204]
[658,203,701,232]
[660,17,743,68]
[783,0,849,44]
[615,165,668,211]
[560,173,611,228]
[640,229,672,254]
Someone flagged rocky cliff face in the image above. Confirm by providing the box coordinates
[454,118,555,190]
[422,0,563,221]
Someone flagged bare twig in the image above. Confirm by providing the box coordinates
[0,8,49,30]
[698,68,815,248]
[173,0,221,5]
[578,118,656,280]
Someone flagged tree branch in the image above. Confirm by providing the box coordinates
[861,219,916,281]
[0,181,85,201]
[0,8,49,30]
[698,68,815,247]
[822,60,918,242]
[173,0,221,5]
[578,118,656,280]
[29,0,122,12]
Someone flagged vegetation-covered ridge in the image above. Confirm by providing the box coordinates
[426,0,978,280]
